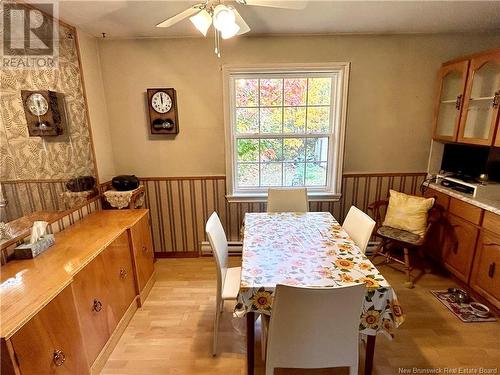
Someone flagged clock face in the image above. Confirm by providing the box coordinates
[151,91,172,114]
[27,93,49,116]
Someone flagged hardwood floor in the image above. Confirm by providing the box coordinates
[101,257,499,375]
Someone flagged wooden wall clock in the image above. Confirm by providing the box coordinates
[147,88,179,135]
[21,90,67,137]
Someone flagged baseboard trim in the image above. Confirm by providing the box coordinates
[154,251,199,258]
[138,270,156,307]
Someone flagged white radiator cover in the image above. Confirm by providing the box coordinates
[201,241,379,256]
[201,241,243,256]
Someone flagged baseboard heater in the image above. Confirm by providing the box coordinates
[201,241,243,256]
[201,241,379,256]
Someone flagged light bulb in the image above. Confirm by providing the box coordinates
[220,22,240,39]
[213,4,236,32]
[189,9,212,36]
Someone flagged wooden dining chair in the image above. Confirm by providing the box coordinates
[205,212,241,356]
[368,199,438,288]
[264,284,365,375]
[267,188,308,212]
[342,205,376,253]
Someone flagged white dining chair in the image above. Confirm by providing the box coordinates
[342,205,376,253]
[264,284,365,375]
[205,212,241,356]
[267,188,308,213]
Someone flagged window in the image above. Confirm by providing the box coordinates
[223,64,349,200]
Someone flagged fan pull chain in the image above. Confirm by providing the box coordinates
[214,29,221,58]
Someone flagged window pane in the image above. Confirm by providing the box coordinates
[284,78,307,106]
[238,163,259,187]
[260,107,282,133]
[284,162,305,186]
[307,106,330,133]
[261,163,282,186]
[308,78,331,105]
[305,162,327,186]
[235,79,258,107]
[260,139,283,161]
[284,107,306,133]
[236,108,258,134]
[306,138,328,161]
[260,79,283,106]
[237,139,259,161]
[283,138,305,161]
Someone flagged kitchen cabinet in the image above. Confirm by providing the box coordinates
[10,286,88,375]
[423,187,499,309]
[442,213,479,283]
[470,230,500,309]
[432,61,469,142]
[432,48,500,145]
[458,52,500,145]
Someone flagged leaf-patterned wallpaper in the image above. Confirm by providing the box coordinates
[0,20,96,182]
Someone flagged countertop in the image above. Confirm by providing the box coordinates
[425,182,500,215]
[0,209,148,339]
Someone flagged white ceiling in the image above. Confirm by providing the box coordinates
[53,1,500,39]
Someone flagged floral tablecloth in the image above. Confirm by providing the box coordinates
[234,212,405,339]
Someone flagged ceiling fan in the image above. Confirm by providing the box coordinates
[156,0,307,57]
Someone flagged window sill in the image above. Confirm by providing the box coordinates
[226,192,341,203]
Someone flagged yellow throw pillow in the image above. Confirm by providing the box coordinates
[382,190,435,237]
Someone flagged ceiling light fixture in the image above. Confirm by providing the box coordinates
[189,9,212,36]
[213,4,236,32]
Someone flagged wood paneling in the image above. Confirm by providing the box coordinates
[139,173,427,255]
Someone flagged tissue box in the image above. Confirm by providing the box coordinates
[14,234,55,259]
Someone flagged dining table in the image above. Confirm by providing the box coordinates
[234,212,405,375]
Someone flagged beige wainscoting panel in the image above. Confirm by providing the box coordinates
[139,173,426,256]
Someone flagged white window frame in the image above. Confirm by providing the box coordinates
[222,63,350,202]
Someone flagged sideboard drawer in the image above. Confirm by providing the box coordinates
[483,211,500,236]
[449,198,483,225]
[10,286,88,375]
[470,230,500,309]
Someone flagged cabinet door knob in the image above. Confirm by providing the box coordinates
[120,268,128,279]
[53,349,66,366]
[488,262,496,278]
[455,94,463,110]
[142,245,148,253]
[493,90,500,109]
[92,299,102,312]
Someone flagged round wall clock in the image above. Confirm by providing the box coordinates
[26,92,49,116]
[151,91,172,114]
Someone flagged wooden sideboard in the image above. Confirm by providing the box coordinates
[423,187,500,309]
[0,210,155,375]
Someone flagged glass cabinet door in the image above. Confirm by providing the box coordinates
[433,61,469,141]
[458,53,500,145]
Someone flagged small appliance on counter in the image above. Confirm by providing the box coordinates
[111,175,140,191]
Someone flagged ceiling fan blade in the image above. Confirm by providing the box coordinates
[238,0,307,10]
[233,8,251,35]
[156,6,201,28]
